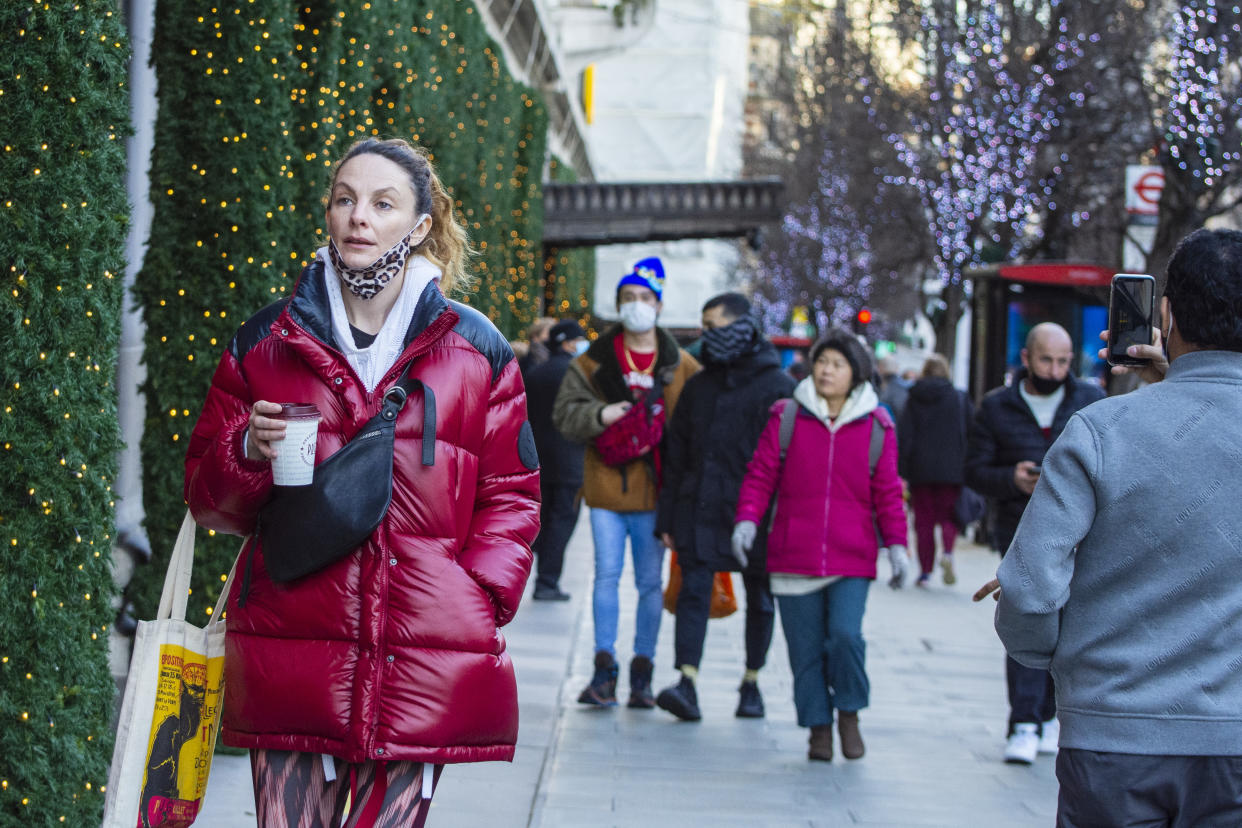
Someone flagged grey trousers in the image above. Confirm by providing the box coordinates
[1057,748,1242,827]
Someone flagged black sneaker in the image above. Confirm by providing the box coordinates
[627,656,656,709]
[735,680,765,718]
[532,585,571,601]
[577,651,618,707]
[655,675,701,721]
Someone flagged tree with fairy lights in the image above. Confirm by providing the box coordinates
[874,1,1092,359]
[747,2,1242,354]
[759,141,894,338]
[746,1,927,341]
[1148,0,1242,278]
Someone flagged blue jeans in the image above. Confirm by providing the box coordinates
[776,577,870,727]
[589,508,665,659]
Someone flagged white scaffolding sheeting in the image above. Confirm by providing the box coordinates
[572,0,750,327]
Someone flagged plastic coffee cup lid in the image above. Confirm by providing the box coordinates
[275,403,321,420]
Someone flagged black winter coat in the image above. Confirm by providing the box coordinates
[964,371,1104,546]
[656,342,795,572]
[898,377,972,485]
[525,349,583,487]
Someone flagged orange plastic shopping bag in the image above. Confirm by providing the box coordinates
[663,550,738,619]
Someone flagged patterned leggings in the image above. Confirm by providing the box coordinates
[250,749,442,828]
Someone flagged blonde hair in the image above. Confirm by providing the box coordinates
[328,138,476,296]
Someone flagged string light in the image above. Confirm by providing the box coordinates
[871,3,1091,287]
[1164,1,1242,192]
[760,140,896,334]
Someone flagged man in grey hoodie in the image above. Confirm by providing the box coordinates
[985,228,1242,826]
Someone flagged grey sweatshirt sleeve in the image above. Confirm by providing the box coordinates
[995,414,1100,669]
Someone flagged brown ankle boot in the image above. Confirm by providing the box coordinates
[838,712,864,759]
[808,724,833,761]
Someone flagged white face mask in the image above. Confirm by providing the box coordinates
[618,300,658,333]
[573,339,590,356]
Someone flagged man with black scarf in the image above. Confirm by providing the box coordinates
[966,321,1104,765]
[654,293,795,721]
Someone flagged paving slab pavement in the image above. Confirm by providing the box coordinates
[195,514,1059,827]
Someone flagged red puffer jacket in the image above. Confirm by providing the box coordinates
[184,262,539,764]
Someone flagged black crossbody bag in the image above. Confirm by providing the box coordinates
[250,363,436,589]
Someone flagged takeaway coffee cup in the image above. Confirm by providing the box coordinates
[270,403,321,486]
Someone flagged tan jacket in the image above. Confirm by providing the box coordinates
[552,324,699,512]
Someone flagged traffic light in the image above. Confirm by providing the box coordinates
[856,308,872,325]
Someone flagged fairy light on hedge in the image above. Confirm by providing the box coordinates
[3,2,130,821]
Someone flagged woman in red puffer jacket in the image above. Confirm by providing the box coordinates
[184,138,539,826]
[732,330,908,765]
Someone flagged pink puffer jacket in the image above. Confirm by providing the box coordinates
[735,397,906,579]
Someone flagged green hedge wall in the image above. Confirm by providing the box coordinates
[544,156,596,330]
[0,3,131,824]
[129,1,549,623]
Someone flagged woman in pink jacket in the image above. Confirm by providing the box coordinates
[732,331,908,762]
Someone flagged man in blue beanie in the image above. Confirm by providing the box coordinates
[553,256,699,709]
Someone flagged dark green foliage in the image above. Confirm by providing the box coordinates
[0,3,131,824]
[129,0,306,632]
[545,156,596,330]
[128,1,550,626]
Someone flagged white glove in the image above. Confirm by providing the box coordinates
[731,521,757,568]
[886,545,909,589]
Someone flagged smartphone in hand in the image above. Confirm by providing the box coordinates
[1107,273,1156,366]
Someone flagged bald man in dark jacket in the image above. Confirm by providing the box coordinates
[966,322,1104,765]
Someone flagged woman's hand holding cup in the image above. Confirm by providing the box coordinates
[245,400,286,462]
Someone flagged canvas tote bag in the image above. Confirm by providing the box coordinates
[102,511,237,828]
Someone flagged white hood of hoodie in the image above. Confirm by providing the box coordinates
[793,376,879,432]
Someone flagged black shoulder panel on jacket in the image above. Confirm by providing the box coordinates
[447,299,515,383]
[229,299,290,363]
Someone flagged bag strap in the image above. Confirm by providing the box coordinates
[778,398,798,462]
[158,511,245,625]
[762,400,799,527]
[157,511,198,622]
[639,372,667,416]
[869,413,884,477]
[207,548,241,629]
[383,365,437,467]
[778,400,882,475]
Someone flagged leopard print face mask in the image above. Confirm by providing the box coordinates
[327,214,430,300]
